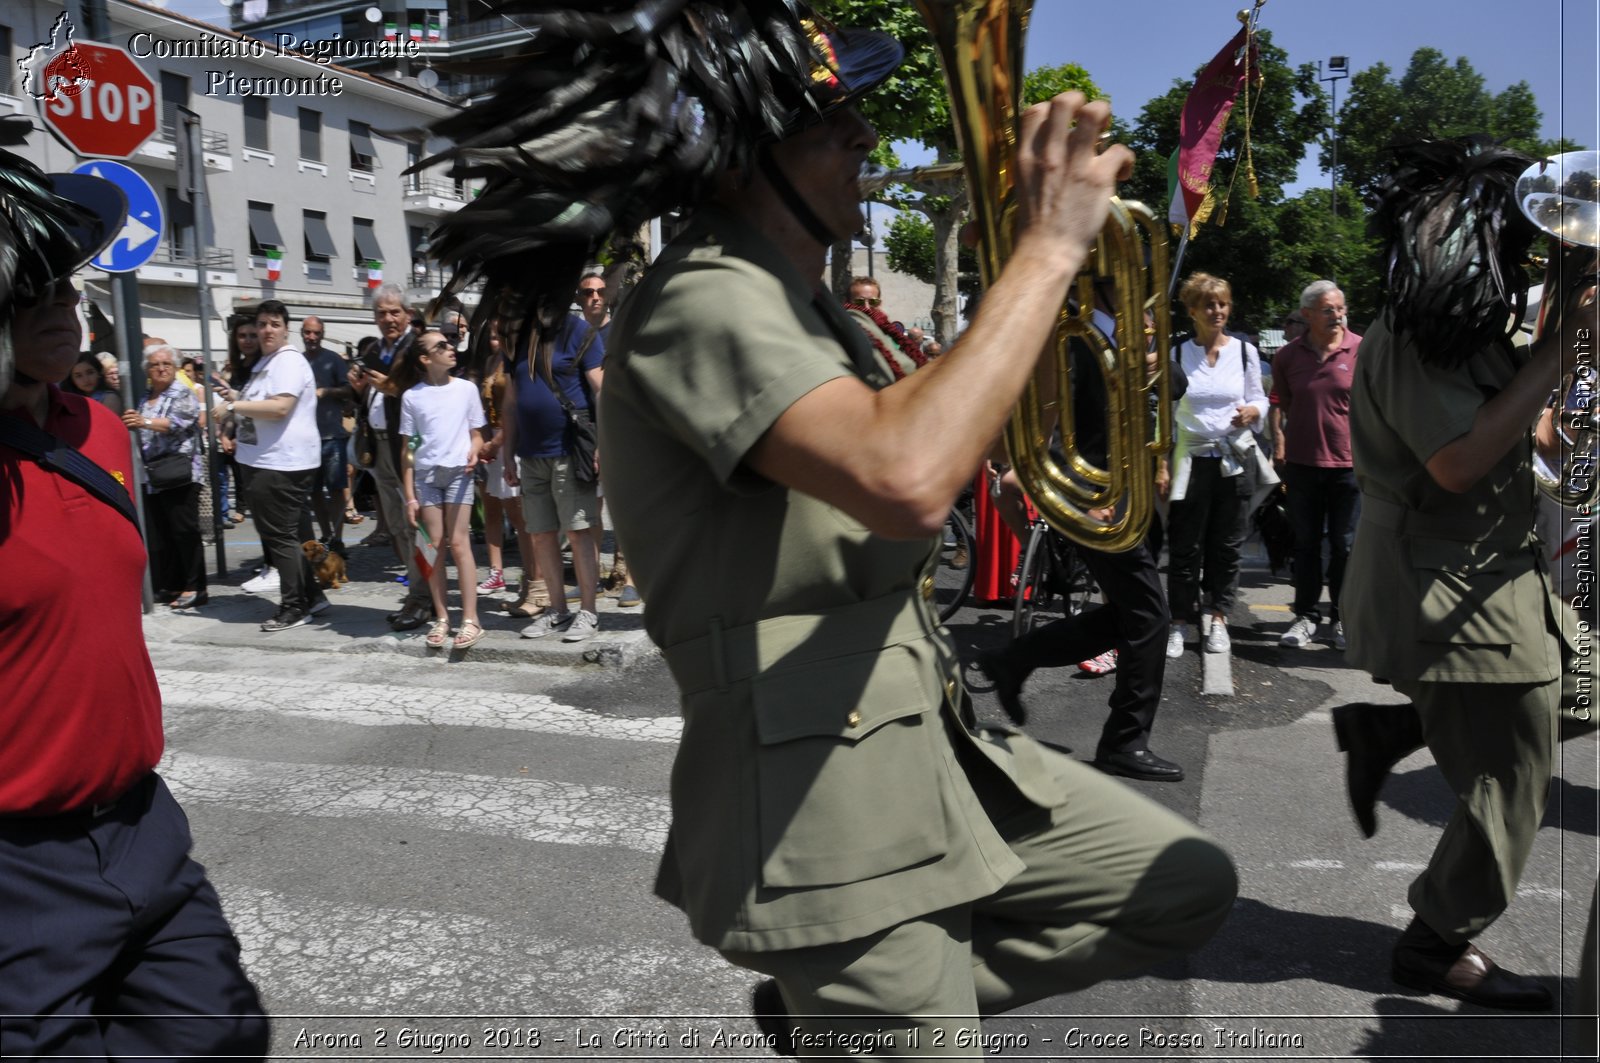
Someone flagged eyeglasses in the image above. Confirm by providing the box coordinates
[422,340,456,357]
[578,287,605,298]
[856,296,882,308]
[147,362,176,370]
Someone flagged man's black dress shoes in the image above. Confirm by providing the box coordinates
[1392,926,1552,1012]
[751,979,798,1056]
[1093,748,1184,782]
[1332,701,1424,837]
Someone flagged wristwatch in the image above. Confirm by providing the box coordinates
[143,416,152,429]
[226,401,235,414]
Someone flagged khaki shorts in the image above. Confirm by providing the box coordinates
[519,455,597,534]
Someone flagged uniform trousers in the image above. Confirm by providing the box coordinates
[992,539,1168,755]
[0,774,268,1059]
[723,749,1236,1058]
[372,431,429,606]
[1395,674,1557,943]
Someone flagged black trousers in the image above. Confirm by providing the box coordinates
[995,538,1169,755]
[144,481,206,598]
[245,466,320,612]
[1283,462,1359,622]
[1167,457,1252,623]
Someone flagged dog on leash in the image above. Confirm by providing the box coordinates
[303,539,348,589]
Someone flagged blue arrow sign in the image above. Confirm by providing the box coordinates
[71,159,161,273]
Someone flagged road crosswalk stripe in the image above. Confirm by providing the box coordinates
[156,669,683,744]
[160,752,669,853]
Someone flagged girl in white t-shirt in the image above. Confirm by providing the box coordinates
[401,331,488,649]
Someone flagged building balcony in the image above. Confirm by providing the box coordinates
[137,245,239,287]
[403,178,469,216]
[137,121,233,173]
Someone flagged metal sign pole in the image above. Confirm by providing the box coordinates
[108,269,153,612]
[178,106,227,578]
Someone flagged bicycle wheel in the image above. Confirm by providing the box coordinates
[935,507,975,623]
[1011,522,1057,639]
[1051,534,1098,617]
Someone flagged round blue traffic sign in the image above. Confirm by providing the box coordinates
[70,159,161,273]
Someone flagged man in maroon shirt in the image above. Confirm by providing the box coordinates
[1271,279,1362,650]
[0,127,268,1059]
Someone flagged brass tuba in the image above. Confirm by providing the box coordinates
[1516,150,1599,506]
[912,0,1171,553]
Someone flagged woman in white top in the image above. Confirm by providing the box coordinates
[210,299,326,631]
[401,331,488,650]
[1165,272,1272,657]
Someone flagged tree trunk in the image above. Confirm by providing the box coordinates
[928,191,966,348]
[828,238,857,302]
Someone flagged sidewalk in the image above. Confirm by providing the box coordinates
[151,520,657,668]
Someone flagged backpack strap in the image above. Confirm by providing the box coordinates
[0,414,143,536]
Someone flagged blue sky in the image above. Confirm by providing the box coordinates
[158,0,1597,200]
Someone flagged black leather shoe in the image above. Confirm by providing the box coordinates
[975,649,1030,725]
[1393,941,1553,1012]
[1332,701,1424,838]
[1094,748,1184,782]
[751,980,798,1056]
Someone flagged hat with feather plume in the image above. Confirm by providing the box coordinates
[0,115,126,394]
[415,0,903,336]
[1371,135,1537,367]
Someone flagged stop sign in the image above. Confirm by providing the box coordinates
[39,41,157,160]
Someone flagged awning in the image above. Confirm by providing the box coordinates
[353,219,383,263]
[247,204,284,250]
[304,213,338,259]
[349,123,378,163]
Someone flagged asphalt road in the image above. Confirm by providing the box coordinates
[147,530,1598,1060]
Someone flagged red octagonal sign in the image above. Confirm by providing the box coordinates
[39,41,157,160]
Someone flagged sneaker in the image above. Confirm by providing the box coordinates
[1078,649,1118,675]
[1204,619,1231,654]
[562,609,599,642]
[241,567,280,595]
[1332,620,1347,651]
[261,607,308,632]
[618,585,642,607]
[477,568,507,593]
[308,598,331,617]
[1165,623,1191,659]
[1281,614,1319,648]
[520,611,573,639]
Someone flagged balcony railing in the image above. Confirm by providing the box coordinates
[150,246,235,271]
[158,120,230,155]
[405,178,466,200]
[449,15,531,40]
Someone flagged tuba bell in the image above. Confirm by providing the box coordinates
[912,0,1171,553]
[1517,150,1599,506]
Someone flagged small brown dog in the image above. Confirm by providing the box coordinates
[303,539,348,589]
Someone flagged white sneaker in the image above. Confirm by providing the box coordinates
[1332,620,1347,651]
[241,567,280,595]
[1204,619,1231,654]
[520,611,573,639]
[561,609,599,642]
[1280,614,1319,647]
[1166,623,1190,659]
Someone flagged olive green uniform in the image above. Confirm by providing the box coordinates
[599,206,1234,1053]
[1344,316,1578,943]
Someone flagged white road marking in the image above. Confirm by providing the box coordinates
[160,752,669,853]
[156,669,682,744]
[1288,859,1345,870]
[1375,861,1429,872]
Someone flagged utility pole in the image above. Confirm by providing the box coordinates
[1318,56,1350,283]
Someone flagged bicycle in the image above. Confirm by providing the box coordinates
[1012,517,1098,639]
[933,503,976,624]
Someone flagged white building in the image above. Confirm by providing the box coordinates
[1,0,473,362]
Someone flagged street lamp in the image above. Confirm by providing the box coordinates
[1318,55,1349,280]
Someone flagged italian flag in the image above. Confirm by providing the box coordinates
[384,21,397,42]
[413,521,437,582]
[409,22,423,42]
[366,260,383,289]
[427,16,441,42]
[264,248,283,282]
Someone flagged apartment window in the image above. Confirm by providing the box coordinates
[352,218,382,266]
[0,25,13,86]
[243,96,269,151]
[298,107,321,162]
[246,201,284,256]
[349,121,377,173]
[159,71,188,140]
[164,187,196,259]
[303,210,336,261]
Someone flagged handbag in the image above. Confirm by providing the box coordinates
[537,325,599,485]
[144,450,193,492]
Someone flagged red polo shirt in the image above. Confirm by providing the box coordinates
[1270,330,1362,467]
[0,386,163,815]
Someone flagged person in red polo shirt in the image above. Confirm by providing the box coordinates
[0,121,268,1060]
[1271,279,1362,651]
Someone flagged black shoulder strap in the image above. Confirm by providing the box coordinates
[0,414,143,535]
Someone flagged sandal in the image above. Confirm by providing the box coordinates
[344,506,365,525]
[425,618,451,648]
[453,619,485,650]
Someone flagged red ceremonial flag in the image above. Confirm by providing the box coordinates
[1168,28,1257,234]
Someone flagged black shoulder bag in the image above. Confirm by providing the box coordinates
[536,327,599,485]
